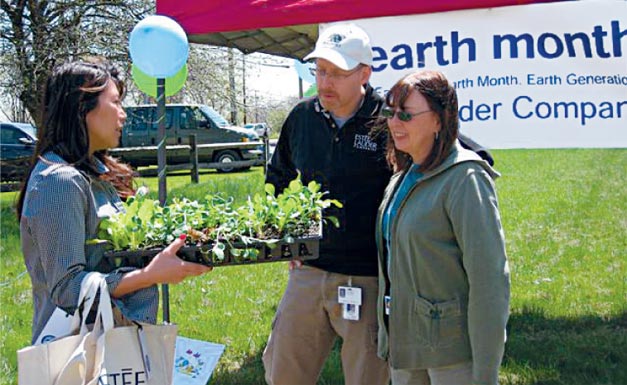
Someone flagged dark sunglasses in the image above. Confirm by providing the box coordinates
[381,107,432,122]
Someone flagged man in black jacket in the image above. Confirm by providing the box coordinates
[263,23,392,385]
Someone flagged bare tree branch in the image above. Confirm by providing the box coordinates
[1,0,288,127]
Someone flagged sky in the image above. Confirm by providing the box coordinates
[245,53,312,101]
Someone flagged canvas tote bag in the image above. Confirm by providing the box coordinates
[33,272,107,345]
[18,273,177,385]
[18,272,102,384]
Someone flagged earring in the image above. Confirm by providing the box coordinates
[435,131,440,141]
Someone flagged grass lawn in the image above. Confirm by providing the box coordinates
[1,150,626,385]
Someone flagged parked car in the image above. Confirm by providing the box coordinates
[113,104,264,172]
[243,122,269,137]
[1,122,37,182]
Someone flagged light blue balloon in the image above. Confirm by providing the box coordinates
[129,15,189,78]
[294,59,315,84]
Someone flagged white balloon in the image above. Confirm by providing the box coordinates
[294,59,316,84]
[129,15,189,78]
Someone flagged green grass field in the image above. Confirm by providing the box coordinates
[1,149,625,385]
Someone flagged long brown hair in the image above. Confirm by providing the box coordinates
[381,70,459,173]
[17,59,135,219]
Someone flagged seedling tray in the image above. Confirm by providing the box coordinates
[103,233,320,269]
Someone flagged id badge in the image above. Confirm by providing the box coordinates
[384,295,391,315]
[338,286,362,306]
[338,286,362,321]
[342,303,360,321]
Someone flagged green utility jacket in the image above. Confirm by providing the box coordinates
[376,141,510,385]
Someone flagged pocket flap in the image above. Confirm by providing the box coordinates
[414,295,464,318]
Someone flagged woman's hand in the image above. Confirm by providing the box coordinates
[288,259,303,270]
[112,234,211,298]
[143,234,212,284]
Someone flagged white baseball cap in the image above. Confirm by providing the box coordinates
[304,23,373,71]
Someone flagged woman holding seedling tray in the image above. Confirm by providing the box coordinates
[17,59,211,344]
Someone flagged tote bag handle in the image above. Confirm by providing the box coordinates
[69,272,111,334]
[53,274,116,385]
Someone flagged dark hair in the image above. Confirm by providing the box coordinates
[17,59,135,219]
[381,70,458,173]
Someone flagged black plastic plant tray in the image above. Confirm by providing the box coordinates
[103,234,320,269]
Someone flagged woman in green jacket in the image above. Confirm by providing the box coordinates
[375,70,510,385]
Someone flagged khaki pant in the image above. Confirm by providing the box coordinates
[263,265,390,385]
[390,361,473,385]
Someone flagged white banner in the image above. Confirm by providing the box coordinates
[341,0,627,149]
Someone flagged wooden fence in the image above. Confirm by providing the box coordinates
[108,135,272,183]
[1,137,276,190]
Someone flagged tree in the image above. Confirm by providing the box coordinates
[0,1,294,131]
[0,0,152,126]
[177,44,237,115]
[263,96,299,137]
[239,53,298,127]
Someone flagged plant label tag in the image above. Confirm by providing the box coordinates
[338,286,362,306]
[342,303,360,321]
[384,295,391,315]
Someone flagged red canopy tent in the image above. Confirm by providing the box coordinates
[156,0,554,60]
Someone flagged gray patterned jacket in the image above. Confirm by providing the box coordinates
[20,152,158,344]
